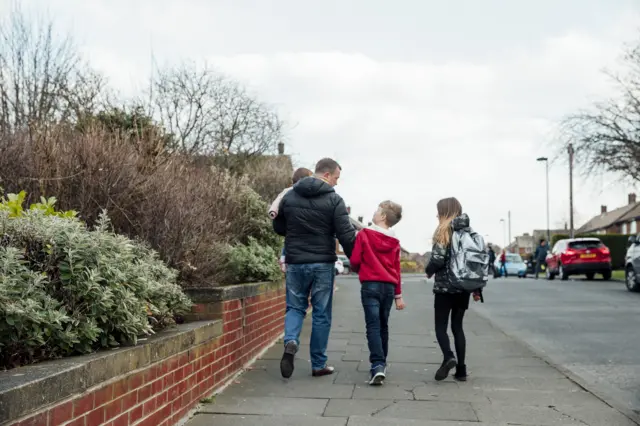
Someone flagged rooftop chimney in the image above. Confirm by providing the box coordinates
[629,193,637,205]
[601,205,607,214]
[277,142,284,155]
[357,216,363,223]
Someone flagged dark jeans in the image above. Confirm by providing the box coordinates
[499,262,508,277]
[434,296,467,366]
[284,263,335,370]
[361,282,395,370]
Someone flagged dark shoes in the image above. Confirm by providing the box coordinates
[280,341,298,378]
[435,358,457,381]
[454,364,468,381]
[369,365,386,386]
[312,365,335,377]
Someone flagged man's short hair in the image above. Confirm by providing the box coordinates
[379,200,402,227]
[315,158,341,174]
[292,167,312,184]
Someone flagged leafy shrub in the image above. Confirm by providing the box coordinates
[0,210,192,368]
[220,237,282,284]
[400,260,422,273]
[550,233,628,269]
[0,126,289,285]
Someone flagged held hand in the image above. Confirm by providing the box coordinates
[426,273,433,279]
[395,297,406,310]
[473,292,481,302]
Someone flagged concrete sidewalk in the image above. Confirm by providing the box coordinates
[186,275,637,426]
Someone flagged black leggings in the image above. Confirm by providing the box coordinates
[434,307,466,366]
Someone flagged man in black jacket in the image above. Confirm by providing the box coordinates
[274,158,356,379]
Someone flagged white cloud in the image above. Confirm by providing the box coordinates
[8,0,640,252]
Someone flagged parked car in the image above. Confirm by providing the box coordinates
[335,259,345,275]
[337,254,351,274]
[493,253,527,278]
[545,238,612,281]
[624,235,640,292]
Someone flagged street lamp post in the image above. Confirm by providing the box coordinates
[500,218,506,249]
[537,157,550,242]
[568,144,575,238]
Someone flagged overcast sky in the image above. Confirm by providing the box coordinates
[4,0,640,253]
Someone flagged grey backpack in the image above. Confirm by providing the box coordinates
[450,228,489,291]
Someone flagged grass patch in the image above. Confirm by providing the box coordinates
[612,270,625,281]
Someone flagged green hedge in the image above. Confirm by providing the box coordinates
[550,234,629,269]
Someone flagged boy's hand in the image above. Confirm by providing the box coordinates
[395,297,406,310]
[473,291,481,302]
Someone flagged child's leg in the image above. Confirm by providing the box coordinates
[379,284,395,363]
[450,308,467,366]
[434,296,454,360]
[361,283,385,369]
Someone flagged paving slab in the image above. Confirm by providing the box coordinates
[188,414,348,426]
[184,275,637,426]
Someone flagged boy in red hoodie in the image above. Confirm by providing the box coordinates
[350,200,405,385]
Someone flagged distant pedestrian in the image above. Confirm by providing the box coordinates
[273,158,356,379]
[350,200,405,386]
[425,197,483,382]
[499,249,508,277]
[534,239,549,279]
[488,244,496,276]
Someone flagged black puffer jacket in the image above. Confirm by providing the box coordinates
[425,214,470,294]
[273,177,356,264]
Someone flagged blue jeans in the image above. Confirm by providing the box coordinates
[283,263,335,370]
[361,282,395,371]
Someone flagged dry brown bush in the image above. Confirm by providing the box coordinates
[0,125,283,285]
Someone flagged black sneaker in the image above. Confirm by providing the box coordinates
[369,365,386,386]
[454,365,468,382]
[435,358,457,381]
[280,341,298,378]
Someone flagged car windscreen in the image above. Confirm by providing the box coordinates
[506,254,523,263]
[568,240,602,250]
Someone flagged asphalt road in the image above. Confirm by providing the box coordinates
[470,274,640,417]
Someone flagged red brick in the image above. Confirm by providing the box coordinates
[151,378,164,395]
[121,390,137,411]
[93,384,113,408]
[49,400,73,425]
[73,393,95,417]
[114,412,130,426]
[85,407,104,426]
[112,379,128,400]
[142,397,157,417]
[63,418,85,426]
[14,411,48,426]
[137,383,152,403]
[127,372,144,391]
[129,405,144,423]
[104,398,123,421]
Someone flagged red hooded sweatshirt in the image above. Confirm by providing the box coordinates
[350,225,402,297]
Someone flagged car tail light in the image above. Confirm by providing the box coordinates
[600,247,610,255]
[565,249,577,256]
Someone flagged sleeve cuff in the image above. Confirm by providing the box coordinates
[394,294,402,299]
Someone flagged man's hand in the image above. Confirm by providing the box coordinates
[395,297,406,310]
[426,273,433,279]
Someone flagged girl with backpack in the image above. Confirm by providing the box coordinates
[425,197,483,382]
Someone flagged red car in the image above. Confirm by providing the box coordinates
[545,238,612,281]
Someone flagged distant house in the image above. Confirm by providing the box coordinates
[577,193,640,235]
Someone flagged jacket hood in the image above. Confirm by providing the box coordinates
[293,176,335,198]
[362,226,399,254]
[452,213,470,231]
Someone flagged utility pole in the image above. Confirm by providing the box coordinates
[568,143,575,238]
[537,157,550,242]
[500,218,506,248]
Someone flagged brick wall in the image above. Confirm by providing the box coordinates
[8,284,286,426]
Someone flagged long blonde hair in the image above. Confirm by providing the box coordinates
[432,197,463,246]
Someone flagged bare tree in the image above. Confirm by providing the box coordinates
[151,62,284,159]
[559,38,640,183]
[0,4,105,135]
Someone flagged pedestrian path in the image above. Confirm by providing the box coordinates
[186,275,637,425]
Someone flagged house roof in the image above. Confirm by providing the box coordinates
[577,203,640,233]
